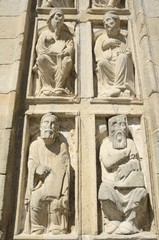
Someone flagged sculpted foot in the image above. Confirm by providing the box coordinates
[105,221,121,234]
[115,221,139,235]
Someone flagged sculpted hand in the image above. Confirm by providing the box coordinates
[62,196,69,208]
[61,49,69,57]
[116,164,132,181]
[36,165,51,177]
[103,39,121,50]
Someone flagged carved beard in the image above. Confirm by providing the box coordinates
[51,20,62,32]
[41,129,56,140]
[111,131,127,149]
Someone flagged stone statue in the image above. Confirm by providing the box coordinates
[98,115,147,234]
[34,8,74,96]
[24,113,70,235]
[94,0,121,8]
[94,11,135,97]
[41,0,74,8]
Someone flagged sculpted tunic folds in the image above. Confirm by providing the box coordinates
[99,137,147,234]
[42,0,74,8]
[94,0,121,8]
[24,136,69,234]
[94,11,135,97]
[35,27,74,96]
[95,32,134,97]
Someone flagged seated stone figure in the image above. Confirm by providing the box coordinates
[24,113,70,235]
[94,11,135,97]
[94,0,121,8]
[98,115,147,235]
[34,8,74,96]
[41,0,74,8]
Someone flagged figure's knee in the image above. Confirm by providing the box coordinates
[117,53,129,63]
[97,59,109,69]
[62,56,72,70]
[37,55,48,67]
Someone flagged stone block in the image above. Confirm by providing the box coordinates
[0,64,19,93]
[147,18,159,40]
[0,17,18,39]
[0,12,28,39]
[0,39,16,64]
[0,129,12,174]
[0,175,6,219]
[150,40,159,71]
[0,92,16,129]
[143,0,159,17]
[0,0,21,16]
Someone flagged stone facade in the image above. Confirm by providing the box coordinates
[0,0,159,240]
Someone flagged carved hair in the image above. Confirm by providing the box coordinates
[40,112,58,126]
[47,8,64,29]
[108,114,128,137]
[103,11,120,30]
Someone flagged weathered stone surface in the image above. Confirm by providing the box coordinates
[0,92,16,129]
[0,39,16,64]
[0,17,18,39]
[32,9,75,97]
[143,0,159,17]
[0,175,6,219]
[98,115,148,235]
[0,0,21,16]
[0,129,12,174]
[147,18,159,40]
[1,0,159,239]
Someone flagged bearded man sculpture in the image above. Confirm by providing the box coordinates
[24,113,70,235]
[98,115,147,234]
[34,9,74,96]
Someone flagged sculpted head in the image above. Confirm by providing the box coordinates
[103,11,120,35]
[108,115,128,149]
[40,113,59,143]
[47,8,64,32]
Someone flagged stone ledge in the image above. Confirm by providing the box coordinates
[14,234,79,240]
[82,232,157,240]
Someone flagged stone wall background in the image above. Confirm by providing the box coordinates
[0,0,159,239]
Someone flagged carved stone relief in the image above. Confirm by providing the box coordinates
[94,11,135,97]
[32,9,75,97]
[15,113,77,236]
[98,115,150,235]
[40,0,74,8]
[93,0,125,8]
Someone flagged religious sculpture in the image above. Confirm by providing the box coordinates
[24,113,70,235]
[98,115,147,234]
[33,8,74,96]
[94,0,121,8]
[41,0,74,8]
[94,11,135,97]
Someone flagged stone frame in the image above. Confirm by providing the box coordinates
[26,16,78,102]
[14,113,80,238]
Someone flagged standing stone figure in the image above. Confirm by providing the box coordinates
[41,0,74,8]
[34,8,74,96]
[94,11,135,97]
[24,113,70,235]
[98,115,147,234]
[94,0,121,8]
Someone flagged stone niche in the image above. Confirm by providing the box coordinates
[27,12,77,99]
[93,12,138,99]
[14,113,79,239]
[96,115,154,235]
